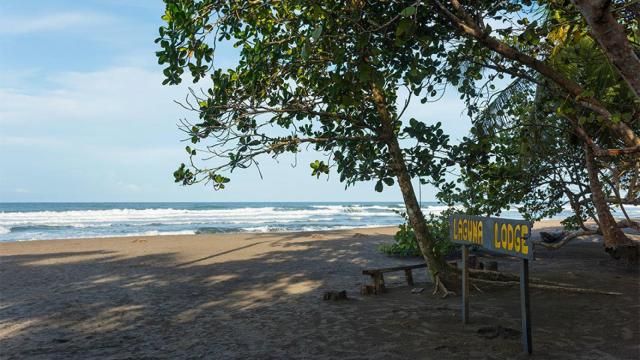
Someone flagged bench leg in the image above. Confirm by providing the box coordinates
[404,269,414,286]
[373,274,386,294]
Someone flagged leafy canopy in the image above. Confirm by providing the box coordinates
[156,1,453,192]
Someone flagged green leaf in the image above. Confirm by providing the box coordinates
[375,180,384,192]
[395,19,416,40]
[399,6,417,17]
[383,178,394,186]
[311,25,323,42]
[161,10,172,22]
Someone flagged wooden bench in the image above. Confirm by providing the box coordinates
[362,263,427,294]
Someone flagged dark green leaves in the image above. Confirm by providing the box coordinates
[375,180,384,192]
[399,6,417,17]
[311,25,323,42]
[212,174,230,190]
[395,19,416,43]
[173,163,194,185]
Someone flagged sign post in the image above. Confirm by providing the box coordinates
[449,214,534,354]
[461,245,469,324]
[520,258,532,354]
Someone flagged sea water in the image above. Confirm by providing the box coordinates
[0,202,638,242]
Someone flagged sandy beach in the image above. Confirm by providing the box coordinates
[1,220,638,359]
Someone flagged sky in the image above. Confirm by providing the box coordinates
[0,1,471,202]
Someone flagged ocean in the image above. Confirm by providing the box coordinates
[1,202,638,242]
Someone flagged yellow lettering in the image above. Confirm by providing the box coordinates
[521,225,529,255]
[463,220,468,241]
[501,224,507,249]
[514,225,521,252]
[494,223,499,248]
[507,224,514,251]
[478,222,483,244]
[472,221,477,243]
[457,220,463,242]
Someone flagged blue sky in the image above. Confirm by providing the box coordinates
[0,1,471,202]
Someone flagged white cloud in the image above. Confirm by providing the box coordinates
[0,136,69,148]
[0,12,114,35]
[0,66,193,125]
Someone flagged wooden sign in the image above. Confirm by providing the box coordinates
[449,214,534,260]
[450,214,534,354]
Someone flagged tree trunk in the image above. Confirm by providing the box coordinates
[370,83,452,286]
[572,0,640,99]
[584,144,637,261]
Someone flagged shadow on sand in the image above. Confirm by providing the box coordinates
[0,230,638,359]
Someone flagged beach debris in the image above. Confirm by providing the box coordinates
[477,325,521,340]
[323,290,348,301]
[52,338,71,343]
[411,287,424,294]
[352,233,368,238]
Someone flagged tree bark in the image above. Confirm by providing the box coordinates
[572,0,640,99]
[583,144,636,259]
[370,83,451,286]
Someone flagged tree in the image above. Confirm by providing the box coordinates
[432,0,640,149]
[428,0,639,259]
[157,0,459,294]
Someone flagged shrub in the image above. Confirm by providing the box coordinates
[378,208,459,257]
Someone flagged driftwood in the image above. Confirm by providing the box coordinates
[470,278,622,296]
[535,229,600,249]
[540,231,568,243]
[470,269,595,287]
[362,262,623,297]
[536,219,640,251]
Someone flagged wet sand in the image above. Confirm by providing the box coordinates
[1,220,638,359]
